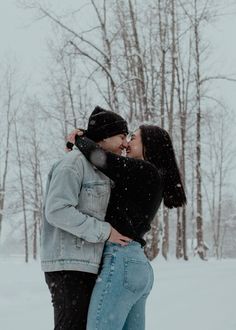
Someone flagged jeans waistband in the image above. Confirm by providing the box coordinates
[105,241,142,249]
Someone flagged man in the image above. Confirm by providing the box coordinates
[41,106,131,330]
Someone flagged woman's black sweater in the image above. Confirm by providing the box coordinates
[75,137,164,246]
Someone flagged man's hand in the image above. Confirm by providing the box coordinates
[108,227,132,246]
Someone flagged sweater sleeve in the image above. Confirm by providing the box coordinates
[74,136,153,183]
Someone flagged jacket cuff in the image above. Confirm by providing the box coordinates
[99,222,112,242]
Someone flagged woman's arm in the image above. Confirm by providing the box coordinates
[75,135,153,183]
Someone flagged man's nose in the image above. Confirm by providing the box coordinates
[123,138,129,148]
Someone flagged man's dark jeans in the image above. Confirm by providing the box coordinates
[45,271,97,330]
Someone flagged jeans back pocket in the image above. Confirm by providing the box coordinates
[123,257,150,294]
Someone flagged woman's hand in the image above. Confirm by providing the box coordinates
[65,129,84,152]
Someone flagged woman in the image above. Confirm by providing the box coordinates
[67,125,186,330]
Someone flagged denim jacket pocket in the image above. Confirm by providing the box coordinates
[81,182,109,215]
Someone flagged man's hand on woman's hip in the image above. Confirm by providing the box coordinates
[108,227,132,246]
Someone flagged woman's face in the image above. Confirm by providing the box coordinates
[126,129,144,159]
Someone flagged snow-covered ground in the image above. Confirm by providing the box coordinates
[0,256,235,330]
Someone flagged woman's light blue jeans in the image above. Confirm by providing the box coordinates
[86,241,154,330]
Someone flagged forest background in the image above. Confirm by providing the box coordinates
[0,0,236,262]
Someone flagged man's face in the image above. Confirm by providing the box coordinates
[98,134,128,155]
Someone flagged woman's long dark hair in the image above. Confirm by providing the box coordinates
[140,125,187,208]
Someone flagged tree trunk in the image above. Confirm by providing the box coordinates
[162,207,169,260]
[14,121,29,263]
[0,76,12,237]
[144,215,160,261]
[194,0,205,260]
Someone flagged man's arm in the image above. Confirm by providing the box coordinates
[45,165,111,243]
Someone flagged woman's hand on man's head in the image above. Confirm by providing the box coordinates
[65,129,84,152]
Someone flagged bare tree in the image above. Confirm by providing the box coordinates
[174,5,193,260]
[193,0,206,259]
[13,119,29,263]
[0,64,18,237]
[203,106,236,259]
[24,101,44,260]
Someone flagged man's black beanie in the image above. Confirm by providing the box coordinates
[85,106,128,142]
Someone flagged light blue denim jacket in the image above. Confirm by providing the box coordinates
[40,148,111,274]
